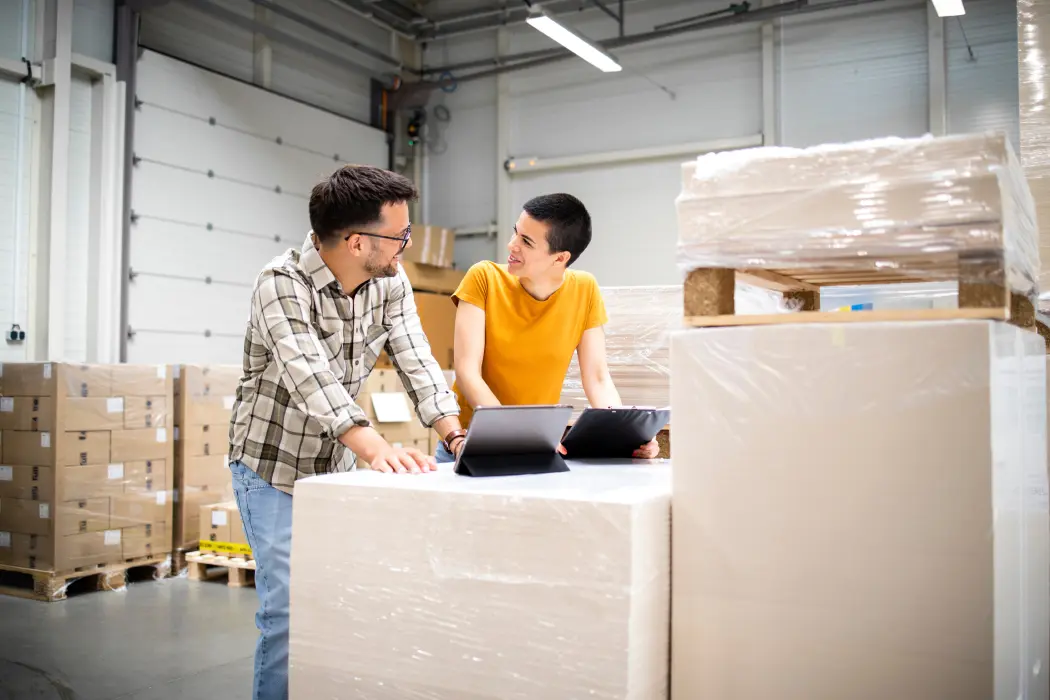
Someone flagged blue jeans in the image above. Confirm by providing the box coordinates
[229,461,293,700]
[435,442,455,463]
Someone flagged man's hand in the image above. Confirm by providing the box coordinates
[633,438,660,460]
[368,445,437,474]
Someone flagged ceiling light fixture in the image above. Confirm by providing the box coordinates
[930,0,965,17]
[525,13,622,73]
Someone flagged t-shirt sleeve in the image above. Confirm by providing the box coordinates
[452,262,490,310]
[583,275,608,330]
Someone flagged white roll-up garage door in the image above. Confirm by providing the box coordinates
[126,49,388,364]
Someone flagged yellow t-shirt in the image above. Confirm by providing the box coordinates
[452,261,608,428]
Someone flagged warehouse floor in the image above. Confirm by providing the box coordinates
[0,576,257,699]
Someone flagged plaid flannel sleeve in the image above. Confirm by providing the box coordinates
[253,268,370,438]
[385,269,460,427]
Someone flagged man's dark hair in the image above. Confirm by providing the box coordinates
[309,165,418,245]
[523,193,592,266]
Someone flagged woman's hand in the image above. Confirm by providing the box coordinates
[630,438,655,459]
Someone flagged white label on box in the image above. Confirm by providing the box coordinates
[174,427,180,441]
[156,491,167,506]
[212,510,228,527]
[40,432,50,448]
[43,363,52,379]
[370,392,412,423]
[107,398,124,413]
[104,529,121,546]
[38,503,50,519]
[223,395,235,410]
[0,466,11,481]
[156,428,167,443]
[108,463,124,480]
[223,454,230,468]
[157,365,166,379]
[0,397,13,413]
[0,531,9,548]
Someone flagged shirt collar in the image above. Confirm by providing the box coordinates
[300,232,340,292]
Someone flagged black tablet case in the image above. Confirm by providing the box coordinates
[561,408,670,459]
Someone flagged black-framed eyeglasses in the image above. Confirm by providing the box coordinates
[345,225,411,252]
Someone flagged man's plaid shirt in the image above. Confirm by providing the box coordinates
[228,234,459,493]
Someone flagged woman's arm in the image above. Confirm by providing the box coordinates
[577,326,622,409]
[453,300,501,408]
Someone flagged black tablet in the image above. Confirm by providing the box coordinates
[560,407,670,459]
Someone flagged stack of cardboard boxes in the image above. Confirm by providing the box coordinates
[198,501,250,558]
[0,363,174,572]
[355,369,435,467]
[379,225,463,372]
[172,365,239,560]
[1019,0,1050,308]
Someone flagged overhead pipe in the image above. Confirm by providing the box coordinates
[324,0,417,40]
[433,0,889,83]
[248,0,403,69]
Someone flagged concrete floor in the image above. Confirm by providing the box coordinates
[0,575,258,699]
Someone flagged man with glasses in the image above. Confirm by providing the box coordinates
[227,164,466,700]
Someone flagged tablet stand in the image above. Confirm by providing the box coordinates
[455,452,569,477]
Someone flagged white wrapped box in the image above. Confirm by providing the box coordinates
[670,321,1049,700]
[289,462,671,700]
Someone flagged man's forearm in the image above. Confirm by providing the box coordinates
[339,425,390,463]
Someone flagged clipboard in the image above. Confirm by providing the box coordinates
[454,405,573,477]
[561,407,670,459]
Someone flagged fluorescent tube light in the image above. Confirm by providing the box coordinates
[930,0,965,17]
[526,14,622,73]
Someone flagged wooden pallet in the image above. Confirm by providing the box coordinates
[0,554,172,602]
[185,550,255,588]
[683,253,1037,329]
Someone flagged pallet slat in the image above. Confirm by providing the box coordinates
[686,252,1035,329]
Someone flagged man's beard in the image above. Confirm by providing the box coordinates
[364,248,398,278]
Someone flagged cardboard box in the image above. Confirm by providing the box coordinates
[375,291,457,371]
[670,321,1048,700]
[355,370,432,445]
[0,397,55,431]
[182,455,230,488]
[61,529,123,569]
[123,396,169,430]
[58,464,125,501]
[177,424,226,457]
[57,498,110,537]
[0,363,111,397]
[124,459,166,493]
[110,364,170,397]
[401,261,464,295]
[199,501,250,556]
[176,364,241,398]
[111,428,171,462]
[401,225,455,268]
[64,397,127,431]
[111,491,169,528]
[0,532,53,569]
[288,463,671,699]
[0,465,54,501]
[178,395,235,427]
[0,497,53,536]
[122,522,167,560]
[1,430,112,467]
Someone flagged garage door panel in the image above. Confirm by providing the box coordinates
[129,218,289,285]
[131,160,307,241]
[126,331,244,366]
[128,275,250,333]
[134,104,347,193]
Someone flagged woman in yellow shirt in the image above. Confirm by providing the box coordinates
[438,193,659,462]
